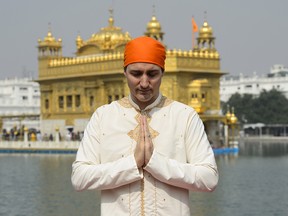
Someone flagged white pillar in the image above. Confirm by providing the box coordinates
[24,128,28,142]
[55,128,60,143]
[224,125,229,147]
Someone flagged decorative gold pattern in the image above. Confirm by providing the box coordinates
[155,96,173,108]
[141,178,145,216]
[117,96,173,110]
[144,14,164,41]
[119,95,173,142]
[117,97,131,108]
[127,113,159,142]
[76,9,131,53]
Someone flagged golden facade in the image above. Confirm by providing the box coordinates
[37,11,226,145]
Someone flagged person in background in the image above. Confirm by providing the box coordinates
[71,36,218,215]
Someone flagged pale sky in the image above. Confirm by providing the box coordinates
[0,0,287,79]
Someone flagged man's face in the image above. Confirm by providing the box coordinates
[124,62,163,110]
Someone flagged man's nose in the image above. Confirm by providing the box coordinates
[140,75,149,88]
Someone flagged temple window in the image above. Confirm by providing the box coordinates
[58,96,64,109]
[45,99,49,109]
[191,93,198,99]
[201,93,206,102]
[115,95,119,100]
[89,96,94,107]
[75,95,81,108]
[67,95,72,108]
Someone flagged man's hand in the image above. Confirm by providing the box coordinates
[134,117,145,168]
[134,115,154,168]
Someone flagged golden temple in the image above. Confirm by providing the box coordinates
[37,10,226,145]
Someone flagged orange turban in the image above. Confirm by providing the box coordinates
[124,36,166,70]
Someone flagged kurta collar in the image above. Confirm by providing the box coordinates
[128,93,163,112]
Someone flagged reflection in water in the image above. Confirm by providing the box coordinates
[240,139,288,156]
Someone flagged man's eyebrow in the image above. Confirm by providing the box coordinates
[129,69,142,73]
[147,69,161,73]
[147,69,160,72]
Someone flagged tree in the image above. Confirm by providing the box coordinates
[222,89,288,124]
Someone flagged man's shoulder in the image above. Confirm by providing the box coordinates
[163,98,195,112]
[96,100,123,112]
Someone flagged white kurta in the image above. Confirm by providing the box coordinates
[71,94,219,216]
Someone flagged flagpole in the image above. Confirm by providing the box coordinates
[192,16,194,49]
[191,16,198,50]
[192,26,194,49]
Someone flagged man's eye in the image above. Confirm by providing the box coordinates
[131,73,141,77]
[148,73,158,78]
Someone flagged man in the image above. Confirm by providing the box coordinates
[71,36,218,215]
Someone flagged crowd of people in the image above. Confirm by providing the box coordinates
[1,126,84,142]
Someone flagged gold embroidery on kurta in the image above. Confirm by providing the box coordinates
[118,96,173,141]
[127,113,159,142]
[141,178,145,216]
[117,96,173,215]
[117,96,173,110]
[156,96,173,108]
[118,96,173,216]
[117,97,132,108]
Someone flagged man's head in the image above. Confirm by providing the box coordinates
[123,36,166,109]
[124,36,166,71]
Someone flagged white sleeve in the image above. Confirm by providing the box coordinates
[144,111,219,192]
[71,110,142,191]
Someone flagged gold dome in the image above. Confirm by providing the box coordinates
[38,26,62,58]
[144,15,164,41]
[76,34,83,49]
[38,29,62,47]
[79,10,132,52]
[199,21,213,38]
[146,15,161,32]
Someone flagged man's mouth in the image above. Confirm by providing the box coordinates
[138,90,151,94]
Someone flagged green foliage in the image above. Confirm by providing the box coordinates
[222,89,288,124]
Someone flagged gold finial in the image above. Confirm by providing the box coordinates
[226,105,231,123]
[108,7,114,27]
[109,7,113,17]
[152,4,156,16]
[230,107,238,124]
[76,30,82,39]
[204,11,208,21]
[48,22,52,35]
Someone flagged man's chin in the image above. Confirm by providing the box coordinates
[136,95,153,103]
[138,97,152,102]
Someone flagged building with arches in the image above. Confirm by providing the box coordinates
[220,64,288,102]
[37,11,226,145]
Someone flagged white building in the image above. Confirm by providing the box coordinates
[0,77,40,130]
[220,64,288,102]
